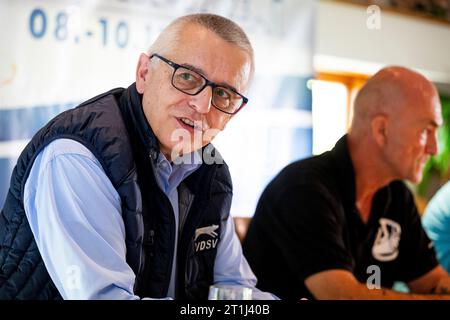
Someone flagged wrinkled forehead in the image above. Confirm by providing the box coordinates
[168,25,252,93]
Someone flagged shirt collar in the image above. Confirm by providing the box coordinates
[154,151,202,195]
[331,134,392,224]
[331,134,356,211]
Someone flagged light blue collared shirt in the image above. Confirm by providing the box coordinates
[24,139,272,300]
[423,181,450,273]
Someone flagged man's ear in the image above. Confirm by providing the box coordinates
[136,53,150,94]
[371,114,388,147]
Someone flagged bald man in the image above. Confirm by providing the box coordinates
[243,66,450,300]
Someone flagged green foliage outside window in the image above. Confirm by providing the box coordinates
[416,96,450,199]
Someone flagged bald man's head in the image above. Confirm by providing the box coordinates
[348,66,442,184]
[350,66,439,136]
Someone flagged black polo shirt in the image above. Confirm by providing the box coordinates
[243,135,438,300]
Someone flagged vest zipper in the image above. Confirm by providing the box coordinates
[145,229,155,258]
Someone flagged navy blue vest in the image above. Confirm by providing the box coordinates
[0,84,231,300]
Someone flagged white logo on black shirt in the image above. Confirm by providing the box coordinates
[372,218,401,262]
[194,224,219,252]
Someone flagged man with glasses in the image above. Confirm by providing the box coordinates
[0,13,274,300]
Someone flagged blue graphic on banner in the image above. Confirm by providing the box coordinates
[0,104,77,141]
[0,159,15,208]
[292,128,313,159]
[0,104,77,206]
[274,76,312,111]
[0,158,15,208]
[249,75,312,110]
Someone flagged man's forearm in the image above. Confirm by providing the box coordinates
[306,268,450,300]
[431,276,450,296]
[349,283,450,300]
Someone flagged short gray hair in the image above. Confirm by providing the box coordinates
[149,13,254,80]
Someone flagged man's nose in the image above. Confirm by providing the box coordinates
[426,132,439,156]
[189,86,213,114]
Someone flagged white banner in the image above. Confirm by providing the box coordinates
[0,0,315,216]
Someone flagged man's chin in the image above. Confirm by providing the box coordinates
[409,173,423,185]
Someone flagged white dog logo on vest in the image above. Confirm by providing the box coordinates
[194,224,219,252]
[372,218,401,262]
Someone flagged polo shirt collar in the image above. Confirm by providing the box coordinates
[330,134,393,224]
[331,134,357,212]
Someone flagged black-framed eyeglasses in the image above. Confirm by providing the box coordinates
[150,54,248,115]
